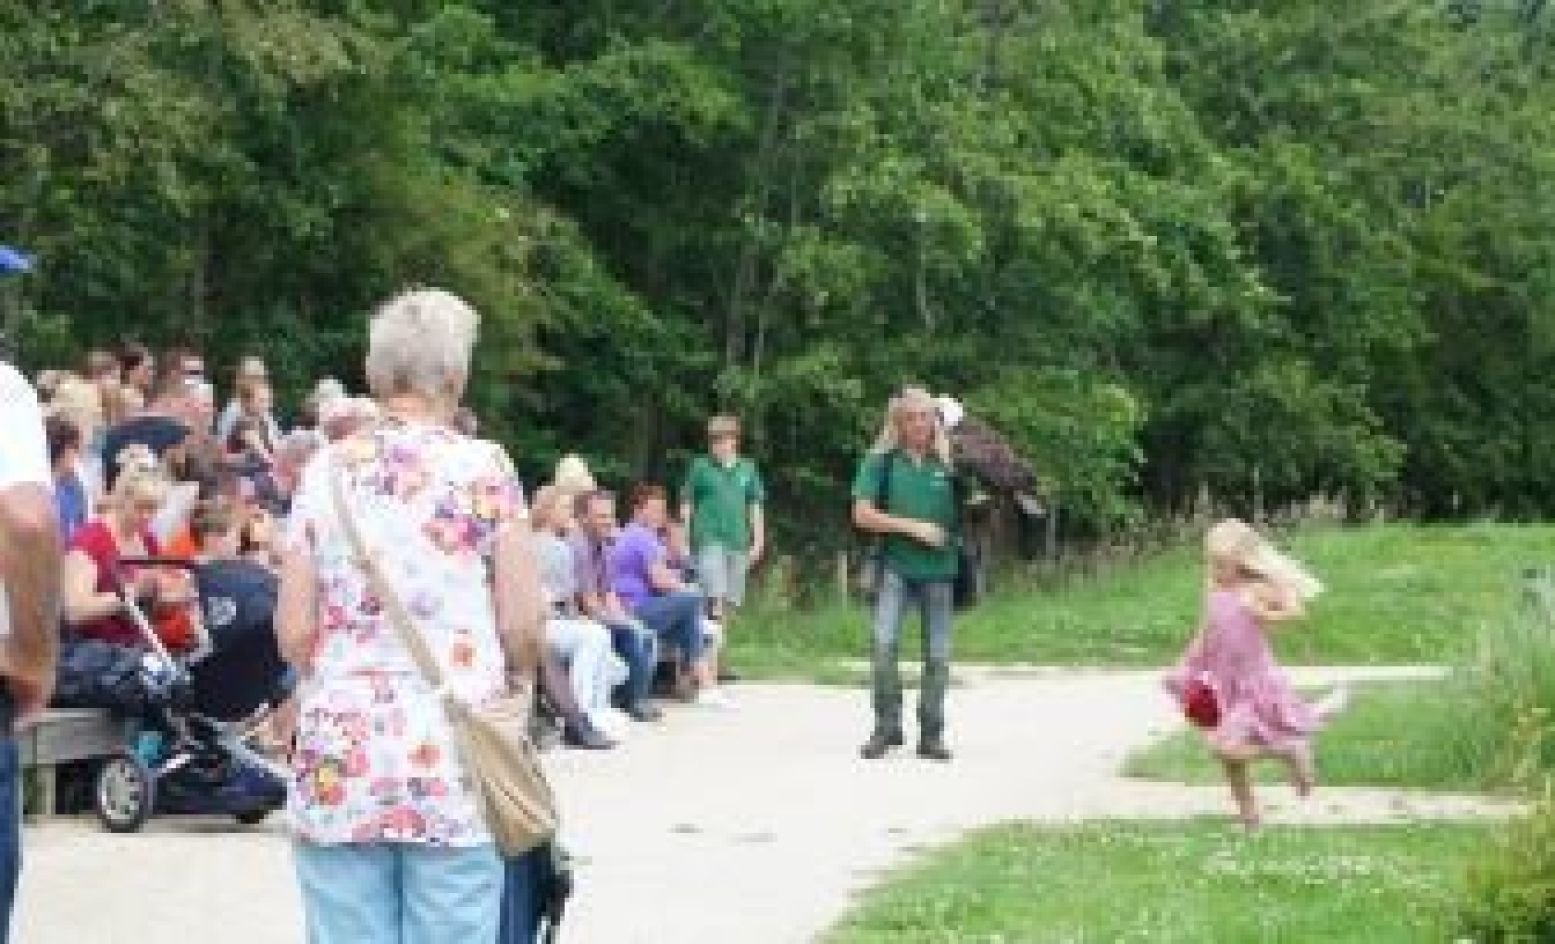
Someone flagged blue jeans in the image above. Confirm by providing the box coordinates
[871,571,954,739]
[497,852,553,944]
[294,841,502,944]
[632,592,705,667]
[606,621,657,710]
[0,738,16,944]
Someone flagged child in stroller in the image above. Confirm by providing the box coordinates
[54,536,292,832]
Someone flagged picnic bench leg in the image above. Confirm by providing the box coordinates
[35,765,55,818]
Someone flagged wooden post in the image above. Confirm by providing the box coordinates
[837,551,851,602]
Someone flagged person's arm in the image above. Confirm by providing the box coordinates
[749,504,766,565]
[62,548,126,625]
[493,524,544,677]
[648,559,687,593]
[1244,582,1305,625]
[849,455,943,546]
[0,483,62,717]
[276,456,324,667]
[276,544,318,667]
[851,500,944,547]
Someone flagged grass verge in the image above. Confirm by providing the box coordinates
[1127,582,1555,793]
[826,820,1487,943]
[731,523,1555,679]
[1124,681,1506,792]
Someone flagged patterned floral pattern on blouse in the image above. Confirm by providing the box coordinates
[284,422,524,846]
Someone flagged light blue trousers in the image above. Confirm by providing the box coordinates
[294,841,502,944]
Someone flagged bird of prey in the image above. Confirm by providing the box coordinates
[936,395,1046,517]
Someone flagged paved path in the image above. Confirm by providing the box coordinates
[14,667,1520,943]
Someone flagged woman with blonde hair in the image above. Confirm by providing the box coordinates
[277,288,543,943]
[47,374,108,505]
[1166,520,1346,830]
[852,386,961,762]
[62,447,173,647]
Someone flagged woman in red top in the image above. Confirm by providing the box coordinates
[62,448,168,647]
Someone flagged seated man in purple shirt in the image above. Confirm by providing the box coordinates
[571,490,662,722]
[607,484,722,705]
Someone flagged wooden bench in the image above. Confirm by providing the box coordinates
[18,709,129,816]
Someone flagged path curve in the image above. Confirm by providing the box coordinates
[14,667,1520,943]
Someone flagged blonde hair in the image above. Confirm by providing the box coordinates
[869,386,952,466]
[111,445,170,510]
[529,485,566,531]
[1205,519,1323,603]
[551,454,596,497]
[365,288,480,404]
[47,375,105,438]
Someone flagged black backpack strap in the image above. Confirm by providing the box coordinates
[875,450,896,511]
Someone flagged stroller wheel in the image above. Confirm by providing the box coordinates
[95,754,155,833]
[234,808,271,827]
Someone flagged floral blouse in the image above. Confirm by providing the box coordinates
[284,421,524,846]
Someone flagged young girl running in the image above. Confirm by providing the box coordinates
[1167,520,1347,829]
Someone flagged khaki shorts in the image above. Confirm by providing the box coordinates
[695,546,750,607]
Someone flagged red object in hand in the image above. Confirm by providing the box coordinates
[1183,677,1220,729]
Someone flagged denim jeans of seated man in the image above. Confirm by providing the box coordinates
[870,570,954,740]
[606,621,657,710]
[631,591,705,666]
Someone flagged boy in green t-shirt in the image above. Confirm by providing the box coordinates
[681,415,766,679]
[851,387,960,762]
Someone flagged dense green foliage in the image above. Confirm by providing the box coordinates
[827,820,1486,941]
[5,2,1554,548]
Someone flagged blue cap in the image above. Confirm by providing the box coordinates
[0,246,32,274]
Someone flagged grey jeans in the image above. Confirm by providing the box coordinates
[870,570,954,740]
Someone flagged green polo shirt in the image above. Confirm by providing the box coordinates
[684,455,765,552]
[851,450,959,581]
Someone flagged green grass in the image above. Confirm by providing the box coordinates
[827,820,1489,943]
[1128,585,1555,794]
[731,523,1555,679]
[1125,682,1506,792]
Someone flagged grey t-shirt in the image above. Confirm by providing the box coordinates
[537,532,577,611]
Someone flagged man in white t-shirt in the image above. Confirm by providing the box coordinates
[0,359,61,942]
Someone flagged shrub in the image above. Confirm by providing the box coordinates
[1457,792,1555,942]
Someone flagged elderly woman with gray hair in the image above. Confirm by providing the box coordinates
[277,289,544,943]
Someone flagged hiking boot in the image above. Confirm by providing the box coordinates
[860,729,905,760]
[917,737,953,762]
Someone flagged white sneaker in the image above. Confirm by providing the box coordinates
[593,709,632,740]
[695,687,735,710]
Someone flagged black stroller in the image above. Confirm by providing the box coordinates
[54,557,291,832]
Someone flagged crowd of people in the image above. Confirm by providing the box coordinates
[3,288,772,941]
[29,331,764,753]
[0,285,1349,944]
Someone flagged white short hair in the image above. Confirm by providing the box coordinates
[364,288,480,403]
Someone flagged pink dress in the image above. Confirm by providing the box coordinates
[1168,589,1329,757]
